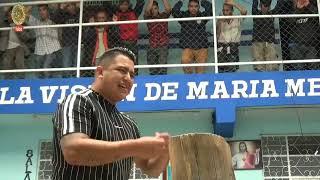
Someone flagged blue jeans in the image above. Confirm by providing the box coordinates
[61,45,77,77]
[147,46,168,75]
[34,51,63,78]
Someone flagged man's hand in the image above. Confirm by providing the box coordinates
[134,132,170,177]
[136,135,169,159]
[89,16,95,23]
[296,0,310,8]
[112,14,118,21]
[224,0,235,6]
[60,3,68,10]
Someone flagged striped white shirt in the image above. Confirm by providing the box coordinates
[52,89,140,180]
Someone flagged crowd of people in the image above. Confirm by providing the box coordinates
[0,0,319,79]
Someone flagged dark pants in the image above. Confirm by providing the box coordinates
[283,44,319,71]
[217,43,240,73]
[147,46,168,75]
[34,50,63,78]
[121,40,139,75]
[2,46,25,79]
[61,45,77,77]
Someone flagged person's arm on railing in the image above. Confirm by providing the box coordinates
[25,6,40,26]
[252,0,259,15]
[304,0,318,13]
[201,0,213,17]
[225,1,247,15]
[49,3,67,24]
[162,0,172,15]
[271,0,282,14]
[172,0,184,18]
[134,0,146,17]
[144,0,154,18]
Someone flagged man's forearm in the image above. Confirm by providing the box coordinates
[234,3,247,15]
[62,138,146,166]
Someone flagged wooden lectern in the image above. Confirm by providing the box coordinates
[169,133,235,180]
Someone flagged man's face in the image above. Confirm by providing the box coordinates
[222,4,233,16]
[66,3,77,15]
[239,143,246,152]
[188,1,199,16]
[96,11,107,22]
[151,5,159,17]
[99,55,135,103]
[261,4,270,13]
[119,1,129,12]
[39,6,49,20]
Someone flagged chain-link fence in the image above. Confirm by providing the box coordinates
[215,0,320,73]
[0,0,320,80]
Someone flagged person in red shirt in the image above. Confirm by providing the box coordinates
[115,0,145,74]
[82,9,119,70]
[144,0,171,75]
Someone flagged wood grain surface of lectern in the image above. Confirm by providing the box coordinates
[169,133,235,180]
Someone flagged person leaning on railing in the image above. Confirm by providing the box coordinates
[144,0,171,75]
[25,4,62,78]
[216,0,247,73]
[0,6,34,79]
[252,0,280,72]
[50,3,80,77]
[172,0,212,74]
[283,0,320,71]
[82,8,120,69]
[114,0,145,75]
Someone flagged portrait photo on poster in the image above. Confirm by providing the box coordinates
[228,140,262,170]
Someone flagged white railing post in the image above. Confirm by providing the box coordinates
[76,0,84,77]
[211,0,218,73]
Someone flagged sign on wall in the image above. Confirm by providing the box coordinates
[1,71,320,136]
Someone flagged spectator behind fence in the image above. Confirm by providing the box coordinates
[144,0,171,75]
[217,0,247,73]
[283,0,319,71]
[26,5,62,78]
[0,7,6,71]
[82,9,120,67]
[51,3,80,77]
[115,0,145,74]
[252,0,280,72]
[0,7,34,79]
[172,0,212,74]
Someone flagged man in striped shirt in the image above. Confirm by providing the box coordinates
[52,47,169,180]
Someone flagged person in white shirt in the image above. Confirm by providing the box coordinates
[26,4,62,78]
[0,7,33,79]
[216,0,247,73]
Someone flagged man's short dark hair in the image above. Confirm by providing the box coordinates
[97,47,136,66]
[95,8,108,18]
[189,0,199,5]
[223,3,234,11]
[260,0,272,7]
[38,4,49,9]
[120,0,130,4]
[153,1,159,7]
